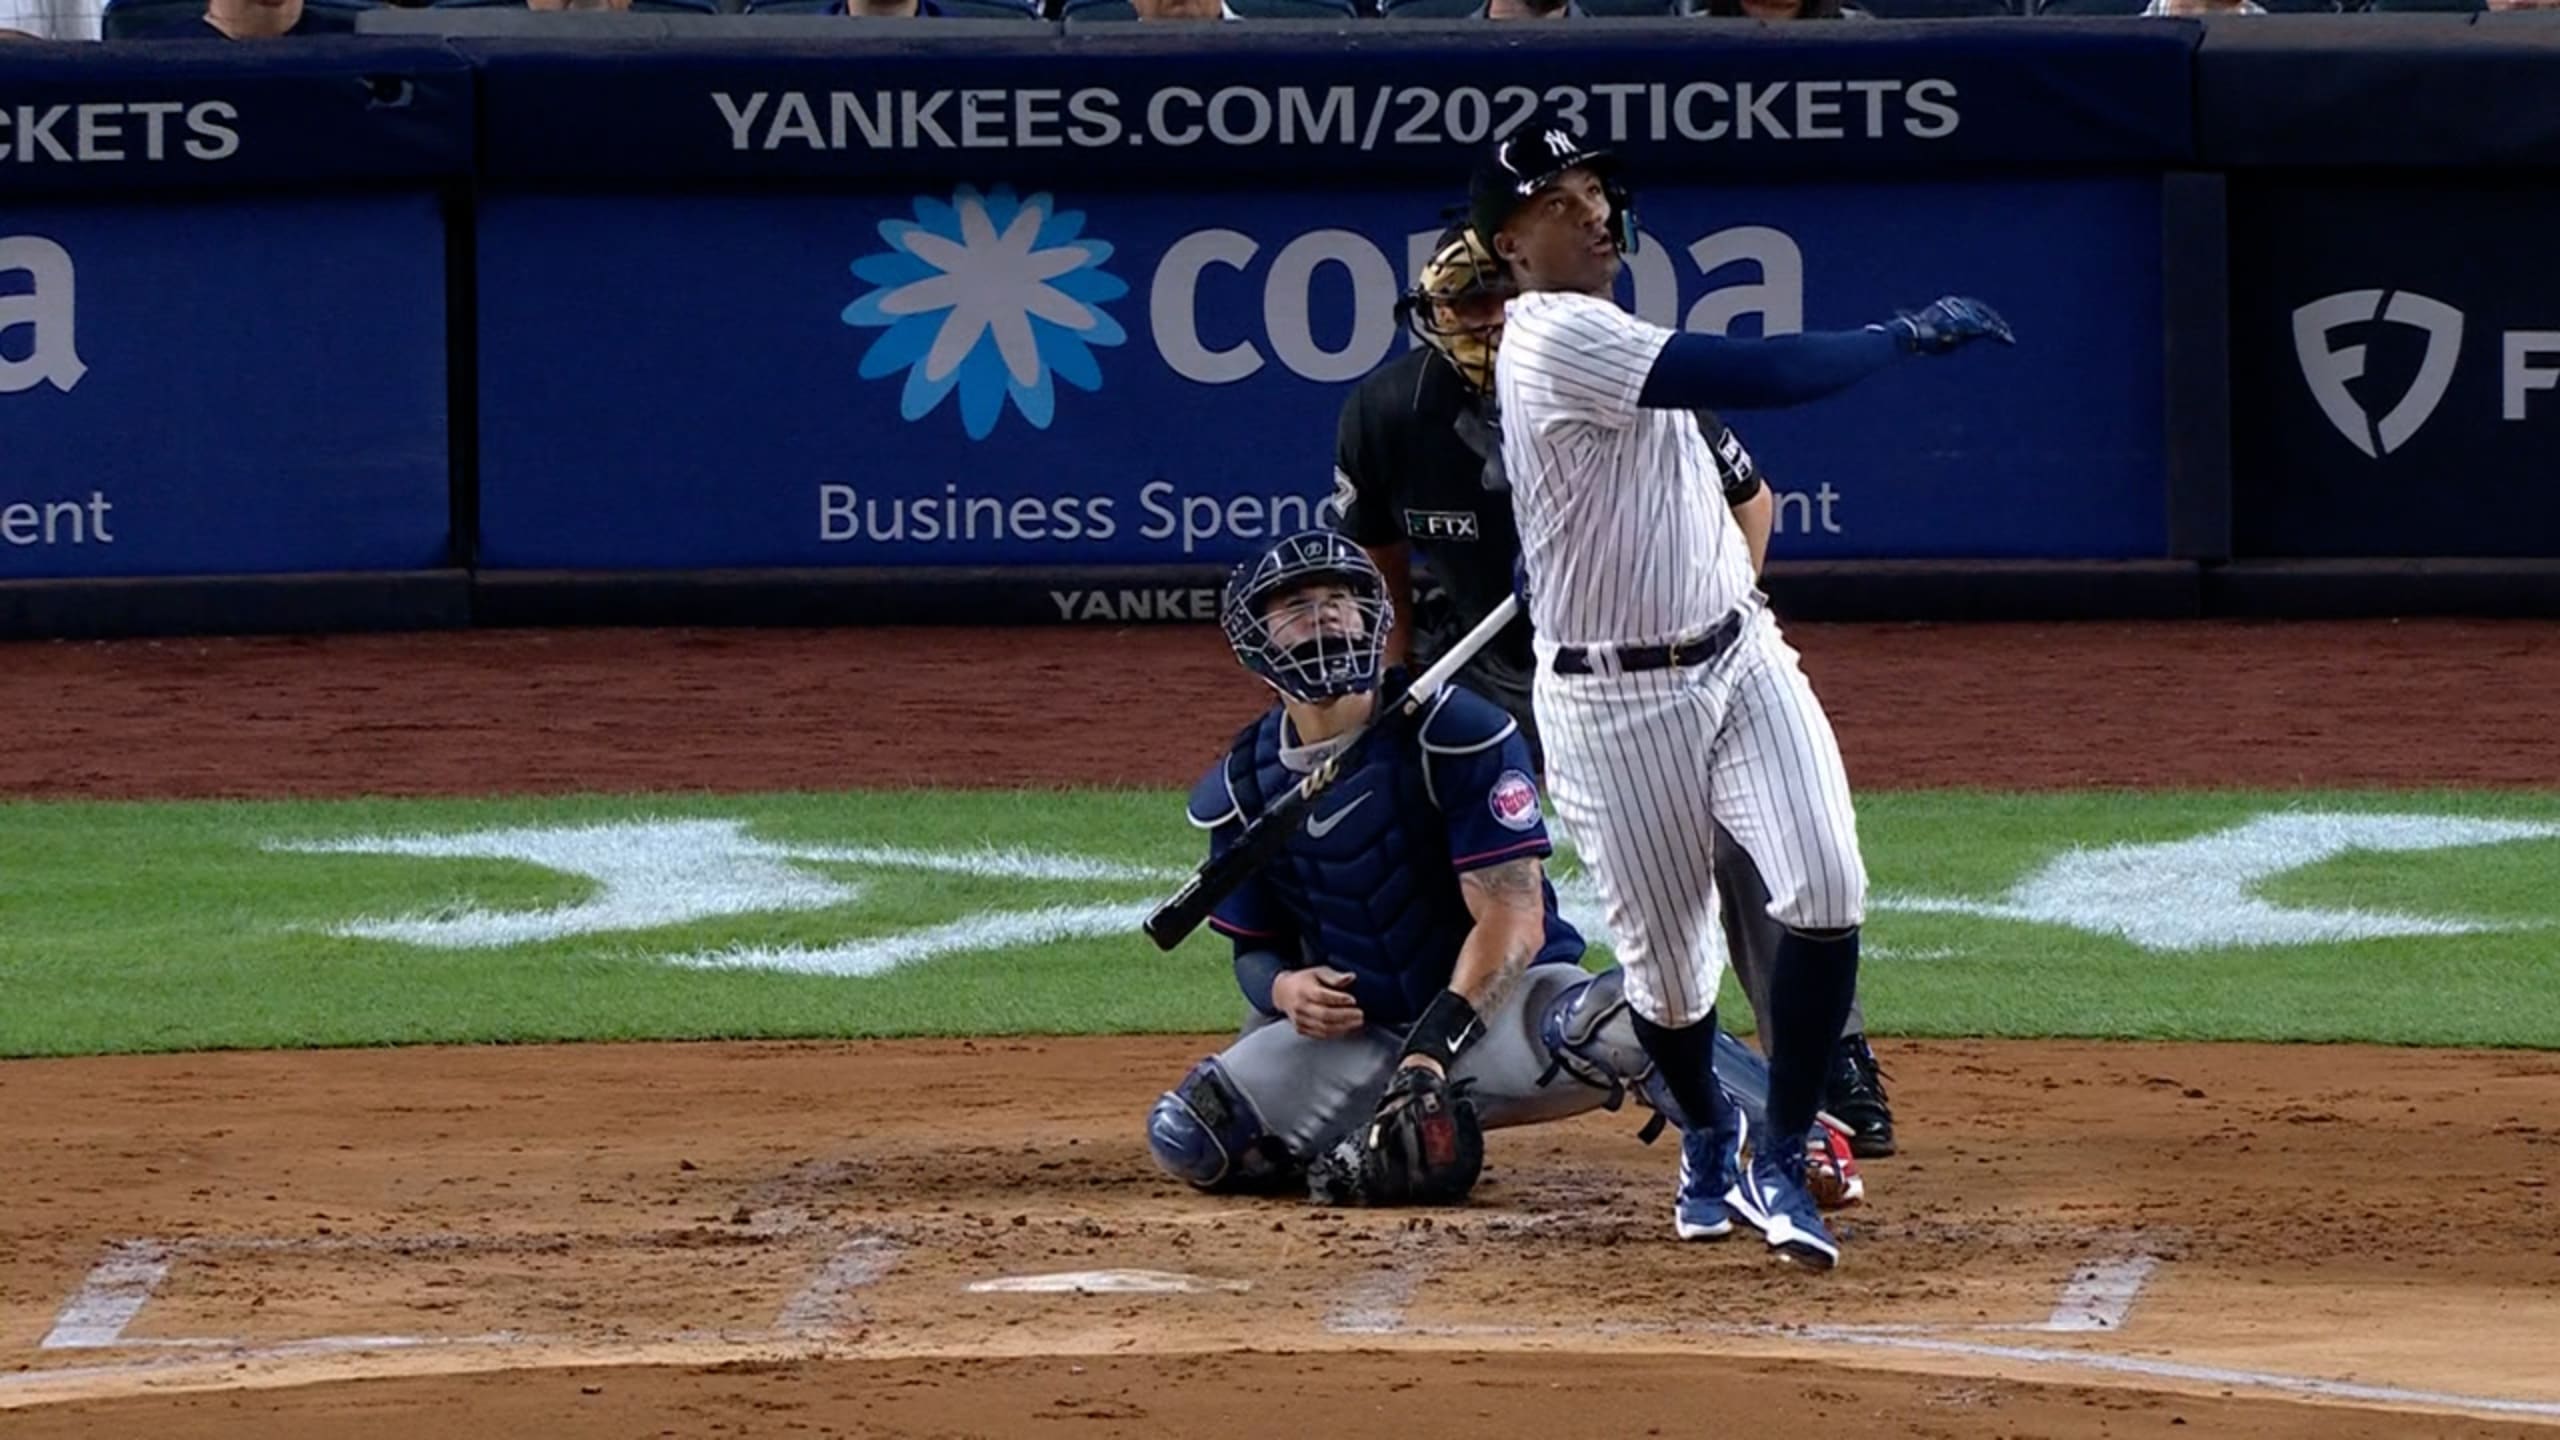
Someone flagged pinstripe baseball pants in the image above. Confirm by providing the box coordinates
[1533,601,1867,1029]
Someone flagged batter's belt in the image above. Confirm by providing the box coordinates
[1549,606,1747,678]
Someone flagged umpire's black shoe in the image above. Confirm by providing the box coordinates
[1824,1034,1896,1159]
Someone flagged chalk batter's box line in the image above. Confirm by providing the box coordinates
[33,1218,870,1354]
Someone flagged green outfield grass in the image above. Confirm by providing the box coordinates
[3,788,2557,1058]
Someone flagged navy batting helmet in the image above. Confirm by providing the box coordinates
[1221,530,1395,704]
[1468,117,1638,258]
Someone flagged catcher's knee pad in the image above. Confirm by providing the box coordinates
[1535,967,1689,1140]
[1146,1058,1291,1192]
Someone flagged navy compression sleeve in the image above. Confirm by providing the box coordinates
[1233,947,1290,1016]
[1634,327,1903,411]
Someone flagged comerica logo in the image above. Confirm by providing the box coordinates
[2292,288,2560,458]
[0,234,87,397]
[839,184,1128,442]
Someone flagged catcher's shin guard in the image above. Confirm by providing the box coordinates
[1538,967,1784,1142]
[1536,966,1688,1140]
[1147,1057,1294,1192]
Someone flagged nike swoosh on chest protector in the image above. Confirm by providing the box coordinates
[1305,792,1373,839]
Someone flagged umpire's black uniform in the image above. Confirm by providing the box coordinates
[1332,346,1544,757]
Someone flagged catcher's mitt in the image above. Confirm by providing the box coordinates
[1307,1064,1485,1207]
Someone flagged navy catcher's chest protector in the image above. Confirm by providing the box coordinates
[1227,712,1476,1028]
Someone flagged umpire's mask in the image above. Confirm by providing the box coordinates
[1399,224,1515,394]
[1221,530,1396,705]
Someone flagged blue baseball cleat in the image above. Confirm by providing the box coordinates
[1735,1134,1842,1271]
[1674,1125,1736,1240]
[1674,1091,1754,1241]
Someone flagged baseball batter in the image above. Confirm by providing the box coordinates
[1336,219,1897,1160]
[1468,120,2013,1269]
[1147,530,1864,1224]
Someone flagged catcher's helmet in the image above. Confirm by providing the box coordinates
[1468,117,1638,258]
[1398,222,1515,394]
[1221,529,1395,705]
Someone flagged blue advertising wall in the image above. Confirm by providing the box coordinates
[476,176,2161,570]
[9,18,2560,633]
[0,42,465,586]
[0,196,452,581]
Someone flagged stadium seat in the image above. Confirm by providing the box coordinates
[2038,0,2340,9]
[102,0,204,34]
[1852,0,2014,15]
[1061,0,1355,15]
[430,0,725,10]
[745,0,1044,14]
[1379,0,1700,12]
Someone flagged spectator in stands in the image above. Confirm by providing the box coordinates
[2,0,99,37]
[1483,0,1578,16]
[836,0,948,14]
[2487,0,2560,10]
[190,0,321,34]
[1704,0,1850,16]
[1132,0,1237,15]
[2141,0,2263,12]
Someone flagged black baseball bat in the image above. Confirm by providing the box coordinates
[1142,593,1522,952]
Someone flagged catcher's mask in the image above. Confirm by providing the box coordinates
[1221,530,1395,705]
[1397,224,1516,394]
[1467,119,1639,260]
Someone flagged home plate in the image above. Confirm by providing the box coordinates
[965,1270,1253,1295]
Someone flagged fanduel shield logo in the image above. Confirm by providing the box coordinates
[2292,289,2464,458]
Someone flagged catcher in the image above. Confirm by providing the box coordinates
[1146,529,1862,1224]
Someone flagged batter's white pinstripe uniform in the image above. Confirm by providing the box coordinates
[1496,290,1867,1030]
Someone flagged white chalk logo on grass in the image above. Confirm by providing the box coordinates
[265,810,2560,978]
[269,819,1175,978]
[1880,812,2560,952]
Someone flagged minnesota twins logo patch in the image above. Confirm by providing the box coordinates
[1488,770,1540,831]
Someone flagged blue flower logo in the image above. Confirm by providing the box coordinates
[840,185,1129,441]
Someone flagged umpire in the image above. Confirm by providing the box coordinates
[1329,221,1898,1157]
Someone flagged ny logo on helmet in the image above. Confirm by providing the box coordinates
[2292,289,2464,458]
[1542,129,1577,158]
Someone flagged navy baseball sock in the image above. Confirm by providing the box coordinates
[1768,926,1862,1142]
[1629,1006,1728,1139]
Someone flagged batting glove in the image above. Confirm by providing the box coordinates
[1875,296,2016,356]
